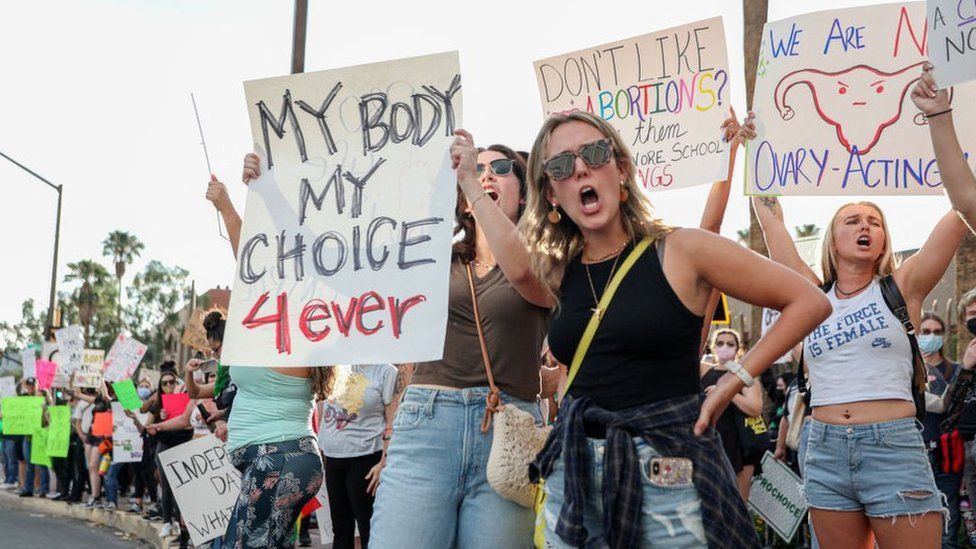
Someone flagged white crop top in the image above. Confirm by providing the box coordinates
[803,278,913,407]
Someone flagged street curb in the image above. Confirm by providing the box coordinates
[0,489,164,548]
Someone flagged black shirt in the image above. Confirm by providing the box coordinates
[548,238,704,410]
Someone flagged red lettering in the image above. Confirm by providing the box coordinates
[893,7,927,57]
[299,299,332,342]
[331,297,360,337]
[387,294,427,339]
[356,291,385,336]
[241,292,291,354]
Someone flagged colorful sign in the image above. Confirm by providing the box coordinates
[749,451,807,542]
[162,393,190,419]
[91,411,113,437]
[746,3,976,195]
[223,52,460,367]
[30,427,52,468]
[111,402,145,464]
[1,396,44,435]
[74,349,105,388]
[46,405,72,458]
[534,17,732,192]
[112,378,144,411]
[103,334,148,382]
[928,0,976,87]
[35,360,58,391]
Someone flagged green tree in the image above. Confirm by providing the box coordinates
[124,260,191,365]
[102,231,144,329]
[736,228,750,243]
[0,299,46,353]
[62,259,119,347]
[795,224,821,238]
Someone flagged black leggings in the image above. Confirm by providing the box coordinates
[132,440,157,502]
[67,434,88,500]
[156,441,181,523]
[324,451,382,549]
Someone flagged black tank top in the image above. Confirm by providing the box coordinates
[548,237,704,410]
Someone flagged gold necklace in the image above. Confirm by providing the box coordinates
[583,240,629,263]
[471,258,495,272]
[584,252,623,321]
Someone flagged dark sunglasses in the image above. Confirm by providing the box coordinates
[161,379,177,386]
[542,139,613,182]
[476,158,517,177]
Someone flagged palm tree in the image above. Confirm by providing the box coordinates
[795,224,821,238]
[64,260,112,345]
[736,228,750,243]
[102,231,144,329]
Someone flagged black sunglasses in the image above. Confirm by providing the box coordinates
[476,158,517,178]
[542,139,613,182]
[161,379,177,386]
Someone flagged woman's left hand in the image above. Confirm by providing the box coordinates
[365,459,385,496]
[450,129,479,187]
[720,107,742,144]
[694,372,744,435]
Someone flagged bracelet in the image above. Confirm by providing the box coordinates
[469,192,491,209]
[926,108,953,119]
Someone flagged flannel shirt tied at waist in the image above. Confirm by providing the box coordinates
[529,394,759,549]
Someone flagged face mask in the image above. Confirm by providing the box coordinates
[137,387,152,400]
[715,346,737,362]
[968,317,976,337]
[918,334,944,354]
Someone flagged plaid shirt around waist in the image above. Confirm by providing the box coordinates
[529,394,759,549]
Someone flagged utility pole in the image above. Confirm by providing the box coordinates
[291,0,308,75]
[0,150,63,334]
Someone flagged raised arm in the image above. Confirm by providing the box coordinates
[451,130,553,308]
[912,63,976,231]
[750,195,821,286]
[207,175,243,256]
[184,358,215,399]
[893,209,969,317]
[699,107,743,233]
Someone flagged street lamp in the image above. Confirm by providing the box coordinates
[0,150,63,333]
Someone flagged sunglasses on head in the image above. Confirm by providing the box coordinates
[476,158,517,178]
[542,139,613,182]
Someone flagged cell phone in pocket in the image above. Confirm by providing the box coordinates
[645,457,694,487]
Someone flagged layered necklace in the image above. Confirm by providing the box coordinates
[583,240,629,320]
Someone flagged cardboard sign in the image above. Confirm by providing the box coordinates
[182,309,215,354]
[223,52,460,367]
[0,376,16,398]
[112,378,144,411]
[747,3,976,195]
[30,427,52,468]
[91,411,113,437]
[54,326,84,376]
[534,17,732,192]
[21,348,37,379]
[162,393,190,419]
[136,367,160,388]
[158,435,242,546]
[103,334,148,382]
[35,360,58,391]
[74,349,105,388]
[1,396,44,435]
[928,0,976,87]
[748,451,807,542]
[111,402,145,464]
[46,405,72,458]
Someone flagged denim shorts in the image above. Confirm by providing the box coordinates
[803,418,947,519]
[541,437,707,548]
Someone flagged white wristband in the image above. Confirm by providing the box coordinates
[725,361,755,387]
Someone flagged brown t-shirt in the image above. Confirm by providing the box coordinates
[412,261,549,402]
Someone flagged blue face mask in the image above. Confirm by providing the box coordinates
[137,387,152,400]
[918,334,944,354]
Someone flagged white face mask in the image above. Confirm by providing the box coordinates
[715,346,737,362]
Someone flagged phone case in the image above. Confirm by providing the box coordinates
[645,457,694,487]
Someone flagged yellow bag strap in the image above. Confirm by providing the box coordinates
[560,237,653,400]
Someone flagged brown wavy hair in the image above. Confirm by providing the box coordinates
[309,367,336,401]
[452,144,528,263]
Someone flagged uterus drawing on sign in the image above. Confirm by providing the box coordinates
[772,62,935,155]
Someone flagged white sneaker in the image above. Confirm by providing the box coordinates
[160,523,174,537]
[103,502,117,511]
[172,522,181,536]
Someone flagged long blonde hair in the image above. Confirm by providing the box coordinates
[519,111,671,302]
[820,201,897,287]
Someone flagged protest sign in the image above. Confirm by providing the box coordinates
[112,379,143,410]
[137,367,160,388]
[21,348,36,379]
[54,326,84,376]
[104,334,147,382]
[158,434,242,546]
[749,451,807,542]
[1,396,44,435]
[92,411,113,437]
[46,405,72,458]
[74,349,105,388]
[35,360,58,391]
[747,3,976,195]
[162,393,190,419]
[534,17,732,192]
[111,402,145,463]
[928,0,976,87]
[0,376,16,398]
[182,308,215,354]
[223,51,460,367]
[31,427,52,468]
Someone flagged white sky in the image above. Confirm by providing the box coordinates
[0,0,956,324]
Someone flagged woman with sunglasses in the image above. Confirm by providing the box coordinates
[512,110,829,548]
[369,141,551,549]
[146,369,194,541]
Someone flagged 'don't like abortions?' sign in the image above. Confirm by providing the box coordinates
[747,2,976,196]
[534,17,732,192]
[222,52,460,367]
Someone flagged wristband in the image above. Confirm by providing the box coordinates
[926,108,952,119]
[724,361,756,387]
[469,192,491,209]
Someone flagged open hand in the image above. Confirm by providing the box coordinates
[694,371,743,435]
[365,459,385,496]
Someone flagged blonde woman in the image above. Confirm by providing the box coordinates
[518,111,830,548]
[745,115,970,549]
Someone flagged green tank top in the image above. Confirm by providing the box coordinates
[226,367,314,451]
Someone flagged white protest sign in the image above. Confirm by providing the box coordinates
[0,377,16,399]
[74,349,105,389]
[747,2,976,195]
[158,435,241,546]
[533,17,731,192]
[20,348,36,379]
[748,451,807,542]
[928,0,976,87]
[54,326,84,376]
[110,402,145,463]
[223,52,460,367]
[103,334,147,382]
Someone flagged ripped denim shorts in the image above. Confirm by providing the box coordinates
[803,418,947,520]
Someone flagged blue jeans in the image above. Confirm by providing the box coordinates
[22,438,49,495]
[104,462,126,504]
[3,438,18,484]
[370,387,541,549]
[540,437,707,548]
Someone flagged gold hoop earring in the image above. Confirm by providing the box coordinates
[547,203,562,224]
[619,182,629,203]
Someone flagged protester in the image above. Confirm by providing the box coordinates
[955,289,976,508]
[747,108,970,547]
[700,328,764,500]
[516,110,829,548]
[912,63,976,232]
[18,378,50,498]
[147,369,193,539]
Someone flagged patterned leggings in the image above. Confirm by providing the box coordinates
[224,437,323,548]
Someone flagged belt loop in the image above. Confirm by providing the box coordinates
[423,389,438,417]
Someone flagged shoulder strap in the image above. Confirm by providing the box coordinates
[561,237,654,399]
[465,263,502,433]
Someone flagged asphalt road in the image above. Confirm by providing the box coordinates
[0,499,150,548]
